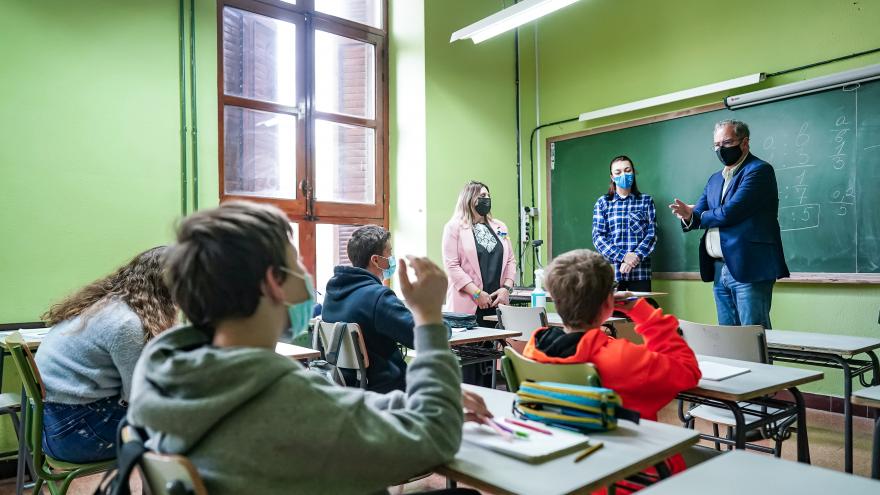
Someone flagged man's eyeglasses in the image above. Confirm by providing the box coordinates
[713,139,743,151]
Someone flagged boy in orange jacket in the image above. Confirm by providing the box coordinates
[523,249,701,479]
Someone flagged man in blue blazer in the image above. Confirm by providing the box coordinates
[670,120,789,328]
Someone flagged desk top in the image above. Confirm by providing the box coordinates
[851,386,880,408]
[274,342,321,360]
[640,450,880,494]
[438,385,699,495]
[766,329,880,357]
[448,327,521,346]
[0,328,49,350]
[683,355,824,402]
[482,313,626,325]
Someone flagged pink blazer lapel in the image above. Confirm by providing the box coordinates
[459,224,482,286]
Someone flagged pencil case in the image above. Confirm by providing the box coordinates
[514,381,640,432]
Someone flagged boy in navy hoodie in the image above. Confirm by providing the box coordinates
[322,225,422,392]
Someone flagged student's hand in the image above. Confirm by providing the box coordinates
[614,297,639,312]
[462,389,493,425]
[488,288,510,307]
[475,290,492,309]
[399,256,447,327]
[668,199,694,222]
[619,262,633,274]
[623,252,640,267]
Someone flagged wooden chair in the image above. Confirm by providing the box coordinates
[4,333,115,495]
[140,452,209,495]
[679,320,793,456]
[313,318,370,389]
[500,346,601,393]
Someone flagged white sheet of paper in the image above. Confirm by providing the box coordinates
[698,360,751,381]
[462,421,591,463]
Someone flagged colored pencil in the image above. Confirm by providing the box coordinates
[573,442,604,463]
[504,418,553,435]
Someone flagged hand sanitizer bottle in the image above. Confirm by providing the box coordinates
[531,268,546,308]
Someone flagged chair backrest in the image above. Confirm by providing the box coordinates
[496,305,548,340]
[313,319,370,387]
[678,320,767,363]
[501,346,601,393]
[140,452,208,495]
[4,333,47,462]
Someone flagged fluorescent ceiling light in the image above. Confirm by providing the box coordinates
[726,63,880,109]
[450,0,581,44]
[578,73,766,121]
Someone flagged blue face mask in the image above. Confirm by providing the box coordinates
[612,173,634,189]
[281,267,316,339]
[379,255,397,281]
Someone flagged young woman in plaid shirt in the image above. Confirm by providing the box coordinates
[591,155,657,291]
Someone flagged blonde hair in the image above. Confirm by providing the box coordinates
[452,180,492,226]
[42,246,177,340]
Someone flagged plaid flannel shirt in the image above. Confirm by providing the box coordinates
[592,193,657,281]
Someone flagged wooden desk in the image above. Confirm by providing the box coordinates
[438,385,699,495]
[852,386,880,479]
[766,329,880,473]
[274,342,320,360]
[678,355,823,462]
[639,450,880,495]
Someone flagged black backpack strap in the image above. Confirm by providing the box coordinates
[94,418,148,495]
[324,322,347,366]
[615,406,641,424]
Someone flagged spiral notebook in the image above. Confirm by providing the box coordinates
[462,421,591,463]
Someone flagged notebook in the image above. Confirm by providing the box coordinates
[698,360,751,381]
[462,421,592,463]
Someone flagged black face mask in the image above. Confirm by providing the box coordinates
[716,144,744,166]
[475,197,491,216]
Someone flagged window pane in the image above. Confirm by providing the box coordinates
[314,120,375,204]
[223,106,297,199]
[315,0,382,29]
[315,31,375,119]
[315,223,361,296]
[222,7,296,106]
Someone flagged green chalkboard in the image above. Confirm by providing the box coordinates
[550,80,880,278]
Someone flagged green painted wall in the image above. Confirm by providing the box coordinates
[423,0,520,264]
[528,0,880,395]
[0,0,217,324]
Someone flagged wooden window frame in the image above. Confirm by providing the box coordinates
[217,0,389,275]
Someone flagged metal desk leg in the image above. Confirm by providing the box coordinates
[723,400,747,450]
[789,387,811,464]
[868,351,880,386]
[823,355,853,472]
[491,358,497,389]
[16,388,26,495]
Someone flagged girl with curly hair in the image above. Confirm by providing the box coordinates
[35,246,177,463]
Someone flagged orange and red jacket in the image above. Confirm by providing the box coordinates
[523,298,702,480]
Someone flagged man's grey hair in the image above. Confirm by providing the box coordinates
[715,119,750,139]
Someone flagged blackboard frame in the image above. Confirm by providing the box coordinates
[545,102,880,284]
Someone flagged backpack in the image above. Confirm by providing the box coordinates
[514,381,640,432]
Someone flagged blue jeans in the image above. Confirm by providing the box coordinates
[42,396,126,463]
[713,261,774,328]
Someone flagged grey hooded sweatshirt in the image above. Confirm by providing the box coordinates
[127,323,463,495]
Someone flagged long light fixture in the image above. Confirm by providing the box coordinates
[450,0,582,44]
[726,63,880,109]
[578,73,765,122]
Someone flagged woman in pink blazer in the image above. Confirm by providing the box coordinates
[442,181,517,325]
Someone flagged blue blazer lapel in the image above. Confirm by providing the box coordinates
[707,173,724,208]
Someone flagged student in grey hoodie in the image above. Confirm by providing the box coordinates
[128,201,483,495]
